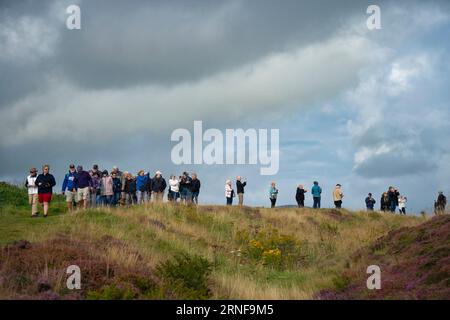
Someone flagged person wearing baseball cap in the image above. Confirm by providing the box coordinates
[25,167,39,217]
[61,164,77,211]
[151,170,166,202]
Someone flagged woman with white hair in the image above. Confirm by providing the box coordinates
[225,180,234,205]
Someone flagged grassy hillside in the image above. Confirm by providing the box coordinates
[0,182,438,299]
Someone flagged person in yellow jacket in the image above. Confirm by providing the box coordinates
[333,184,344,209]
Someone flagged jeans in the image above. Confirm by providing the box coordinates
[101,195,113,206]
[313,197,321,209]
[334,200,342,209]
[226,197,233,205]
[192,192,199,204]
[96,194,103,206]
[390,201,396,212]
[125,193,135,205]
[270,198,276,208]
[112,192,121,206]
[137,190,148,204]
[168,190,180,202]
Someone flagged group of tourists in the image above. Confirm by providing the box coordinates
[25,164,202,216]
[24,164,448,217]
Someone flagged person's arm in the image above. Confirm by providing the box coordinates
[62,174,68,193]
[242,181,246,187]
[25,178,29,188]
[50,175,56,188]
[162,179,167,191]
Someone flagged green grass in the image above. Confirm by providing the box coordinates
[0,182,426,299]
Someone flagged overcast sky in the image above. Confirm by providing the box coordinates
[1,0,449,212]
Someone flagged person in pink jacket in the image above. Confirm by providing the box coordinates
[100,170,114,206]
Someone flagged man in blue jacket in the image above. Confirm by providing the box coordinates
[61,164,77,211]
[311,181,322,209]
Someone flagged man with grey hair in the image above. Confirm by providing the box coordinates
[236,176,247,206]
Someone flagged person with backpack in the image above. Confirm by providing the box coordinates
[435,191,447,215]
[25,167,39,217]
[269,182,278,208]
[365,193,376,211]
[111,171,122,206]
[74,165,92,210]
[398,195,407,215]
[99,170,114,206]
[311,181,322,209]
[295,184,307,208]
[151,171,167,202]
[333,184,344,209]
[190,173,201,205]
[136,170,149,204]
[61,164,77,212]
[35,164,56,218]
[225,180,234,205]
[124,173,136,205]
[236,176,247,206]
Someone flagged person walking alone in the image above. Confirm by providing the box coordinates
[25,167,39,217]
[365,193,376,211]
[269,182,278,208]
[295,184,307,208]
[333,184,343,209]
[311,181,322,209]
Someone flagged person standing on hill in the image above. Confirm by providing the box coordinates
[90,171,102,207]
[365,193,376,211]
[136,170,149,204]
[151,171,167,202]
[435,191,447,215]
[99,170,114,206]
[124,173,136,205]
[269,182,278,208]
[333,184,344,209]
[380,192,389,211]
[35,164,56,218]
[74,165,92,210]
[25,167,39,217]
[179,172,192,204]
[388,187,400,213]
[398,195,407,215]
[111,171,122,206]
[190,173,201,205]
[295,184,307,208]
[311,181,322,209]
[61,164,77,212]
[236,176,247,206]
[225,180,234,205]
[168,175,180,202]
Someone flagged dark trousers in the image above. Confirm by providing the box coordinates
[390,201,397,212]
[270,198,276,208]
[334,200,342,209]
[296,198,304,208]
[313,197,321,209]
[226,197,233,205]
[399,207,406,215]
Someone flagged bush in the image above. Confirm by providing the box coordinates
[156,253,212,299]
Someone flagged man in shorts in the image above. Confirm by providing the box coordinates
[74,165,92,210]
[61,164,77,211]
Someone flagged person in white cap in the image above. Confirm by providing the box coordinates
[151,170,167,202]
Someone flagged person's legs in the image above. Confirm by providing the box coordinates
[192,192,199,205]
[226,197,232,205]
[390,201,396,213]
[137,191,142,204]
[43,202,49,216]
[270,198,276,208]
[238,193,244,206]
[313,197,318,209]
[29,194,38,216]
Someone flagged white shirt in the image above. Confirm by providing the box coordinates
[27,175,38,195]
[169,178,179,192]
[225,184,233,198]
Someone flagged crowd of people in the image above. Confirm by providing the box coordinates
[24,164,448,217]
